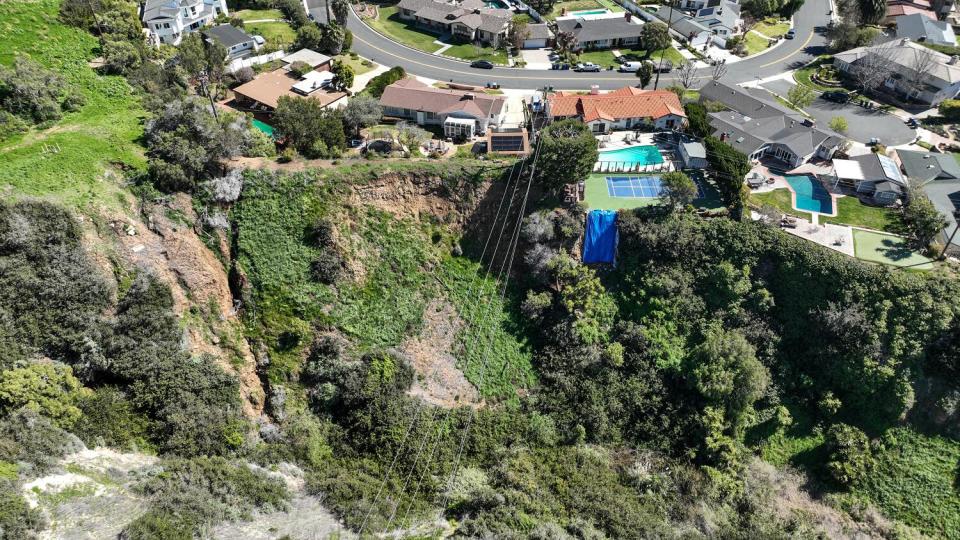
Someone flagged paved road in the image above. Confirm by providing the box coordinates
[348,0,832,90]
[761,78,916,145]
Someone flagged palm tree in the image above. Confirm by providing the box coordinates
[331,0,350,26]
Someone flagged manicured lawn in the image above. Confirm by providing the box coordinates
[752,18,790,38]
[648,47,686,66]
[233,8,284,21]
[822,196,904,232]
[444,42,509,64]
[577,46,684,68]
[750,188,813,221]
[744,31,773,55]
[852,229,934,269]
[597,0,624,11]
[0,0,146,212]
[793,56,849,93]
[367,6,443,53]
[335,54,376,76]
[245,21,297,49]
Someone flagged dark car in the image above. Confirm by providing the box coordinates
[785,28,796,39]
[646,59,672,73]
[821,91,850,103]
[906,117,919,128]
[470,60,494,69]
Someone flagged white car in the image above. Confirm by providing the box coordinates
[253,35,265,46]
[575,62,601,72]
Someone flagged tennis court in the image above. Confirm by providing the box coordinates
[584,173,719,210]
[606,176,705,199]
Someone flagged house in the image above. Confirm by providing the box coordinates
[897,149,960,183]
[693,0,741,38]
[554,12,646,51]
[230,50,347,114]
[281,49,333,72]
[203,24,259,59]
[895,13,956,46]
[522,23,553,49]
[546,87,687,132]
[396,0,512,46]
[833,38,960,106]
[650,5,712,47]
[142,0,228,45]
[830,153,908,205]
[487,127,531,155]
[378,78,508,139]
[679,0,726,11]
[699,82,844,167]
[678,139,708,169]
[884,3,937,24]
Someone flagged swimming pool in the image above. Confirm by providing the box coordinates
[252,119,275,138]
[786,175,833,214]
[596,145,664,170]
[570,8,610,15]
[484,0,509,8]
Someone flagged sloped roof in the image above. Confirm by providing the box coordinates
[833,38,960,84]
[397,0,510,33]
[282,49,332,68]
[555,16,646,42]
[898,149,960,183]
[203,24,253,48]
[651,5,711,37]
[682,141,706,158]
[694,1,740,30]
[526,23,554,40]
[548,88,685,123]
[835,153,907,185]
[886,4,936,19]
[232,68,347,109]
[143,0,181,21]
[895,13,956,46]
[379,78,506,118]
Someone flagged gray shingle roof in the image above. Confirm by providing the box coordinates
[397,0,510,33]
[895,13,956,46]
[526,23,553,40]
[555,16,646,43]
[143,0,181,21]
[694,1,739,30]
[898,149,960,183]
[650,5,711,37]
[203,24,253,48]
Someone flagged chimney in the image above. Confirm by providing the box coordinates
[624,11,631,21]
[590,84,600,95]
[720,132,727,142]
[901,37,911,45]
[951,55,960,65]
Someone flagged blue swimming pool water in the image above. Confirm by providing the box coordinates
[786,174,832,214]
[484,0,509,8]
[571,8,610,15]
[597,145,664,168]
[252,119,275,138]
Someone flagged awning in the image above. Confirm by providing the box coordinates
[833,159,867,180]
[444,117,476,127]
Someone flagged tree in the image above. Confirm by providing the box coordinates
[902,192,947,249]
[553,254,617,345]
[0,361,92,429]
[849,45,895,94]
[342,94,382,136]
[857,0,886,24]
[636,62,653,88]
[321,22,346,55]
[711,58,728,81]
[396,122,431,155]
[905,47,938,99]
[786,84,815,109]
[276,0,310,29]
[825,423,873,486]
[332,0,350,26]
[554,30,577,59]
[509,18,530,50]
[780,0,805,17]
[704,136,750,218]
[274,96,346,158]
[939,99,960,120]
[828,116,848,135]
[103,40,144,75]
[330,59,354,91]
[0,56,79,124]
[295,24,324,51]
[533,119,598,190]
[686,328,769,430]
[676,60,698,90]
[660,171,697,209]
[684,102,712,138]
[641,22,671,53]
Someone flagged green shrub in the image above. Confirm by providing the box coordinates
[0,361,91,429]
[363,66,406,98]
[825,424,874,486]
[73,386,154,451]
[938,99,960,120]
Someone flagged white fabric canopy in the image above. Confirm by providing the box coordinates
[833,159,867,180]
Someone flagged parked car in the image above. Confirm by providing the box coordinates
[485,81,500,89]
[820,91,850,103]
[252,35,265,46]
[645,59,672,73]
[575,62,601,72]
[618,61,643,73]
[785,28,796,39]
[470,60,494,69]
[906,117,919,128]
[551,62,571,70]
[868,137,882,146]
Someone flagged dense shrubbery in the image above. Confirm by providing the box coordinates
[0,56,85,134]
[363,66,406,98]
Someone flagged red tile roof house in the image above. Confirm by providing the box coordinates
[378,78,508,140]
[546,87,687,134]
[884,1,937,24]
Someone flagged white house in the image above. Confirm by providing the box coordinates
[203,24,259,60]
[378,78,508,139]
[679,140,708,169]
[142,0,228,45]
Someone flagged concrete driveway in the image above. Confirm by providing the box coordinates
[760,79,917,146]
[521,48,553,70]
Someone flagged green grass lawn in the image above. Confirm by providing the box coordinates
[749,189,813,221]
[752,18,791,38]
[822,196,904,232]
[245,21,297,49]
[793,56,849,93]
[854,428,960,539]
[576,46,684,68]
[336,54,376,76]
[0,0,146,212]
[233,8,284,21]
[744,31,773,56]
[852,229,934,269]
[367,6,443,53]
[443,42,509,64]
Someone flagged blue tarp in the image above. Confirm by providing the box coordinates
[582,210,618,264]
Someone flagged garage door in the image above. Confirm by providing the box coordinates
[523,39,547,49]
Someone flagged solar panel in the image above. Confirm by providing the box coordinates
[490,136,524,152]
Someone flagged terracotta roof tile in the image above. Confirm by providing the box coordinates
[548,88,686,123]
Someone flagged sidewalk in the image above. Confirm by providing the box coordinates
[348,62,389,94]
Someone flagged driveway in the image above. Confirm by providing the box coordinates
[520,48,553,70]
[760,79,916,146]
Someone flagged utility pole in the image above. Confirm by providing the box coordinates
[939,210,960,260]
[199,70,220,122]
[654,0,676,90]
[83,0,107,50]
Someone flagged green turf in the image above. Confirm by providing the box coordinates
[443,42,509,64]
[245,21,297,49]
[744,31,774,56]
[0,0,146,212]
[749,189,813,221]
[367,6,443,53]
[852,229,934,270]
[232,8,284,21]
[576,46,684,69]
[584,173,721,211]
[822,196,904,232]
[335,54,375,76]
[752,18,790,38]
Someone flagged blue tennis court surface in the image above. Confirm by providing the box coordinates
[606,176,706,199]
